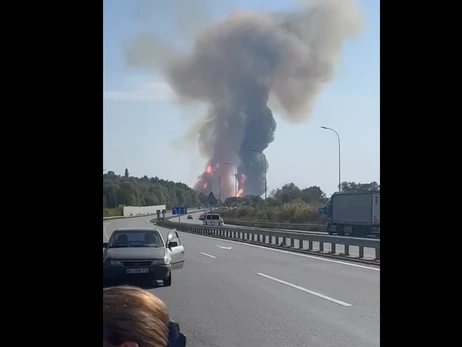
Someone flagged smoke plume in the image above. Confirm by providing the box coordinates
[127,0,365,200]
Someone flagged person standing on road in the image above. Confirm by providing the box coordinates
[103,286,186,347]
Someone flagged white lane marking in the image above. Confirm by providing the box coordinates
[215,244,232,250]
[257,273,352,307]
[151,219,379,271]
[200,252,217,259]
[178,233,379,271]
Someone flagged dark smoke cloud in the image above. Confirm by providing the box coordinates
[126,0,365,199]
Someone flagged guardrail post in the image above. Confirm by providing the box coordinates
[177,222,379,264]
[344,245,350,256]
[330,243,336,254]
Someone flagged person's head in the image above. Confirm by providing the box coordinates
[103,286,170,347]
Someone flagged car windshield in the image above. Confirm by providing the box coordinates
[110,231,163,248]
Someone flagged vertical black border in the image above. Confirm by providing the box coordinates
[381,1,449,346]
[15,1,103,344]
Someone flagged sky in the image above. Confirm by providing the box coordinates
[103,0,380,196]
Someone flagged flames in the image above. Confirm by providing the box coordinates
[195,161,246,199]
[236,174,246,197]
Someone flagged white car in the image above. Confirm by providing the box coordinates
[203,213,223,226]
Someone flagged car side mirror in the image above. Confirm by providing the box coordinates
[103,242,108,248]
[168,241,178,248]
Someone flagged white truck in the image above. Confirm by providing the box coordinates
[325,191,380,237]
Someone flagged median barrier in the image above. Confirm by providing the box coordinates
[156,221,380,265]
[104,209,202,221]
[222,218,326,231]
[103,213,157,220]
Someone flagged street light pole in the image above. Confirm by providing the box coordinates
[209,169,216,212]
[251,149,267,218]
[218,175,222,202]
[321,126,341,193]
[225,162,238,197]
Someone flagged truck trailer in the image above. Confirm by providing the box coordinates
[325,191,380,237]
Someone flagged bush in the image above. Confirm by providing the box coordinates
[220,202,322,224]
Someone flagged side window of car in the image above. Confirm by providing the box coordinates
[174,231,182,245]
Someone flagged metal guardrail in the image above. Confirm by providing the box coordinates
[222,219,326,231]
[157,221,380,264]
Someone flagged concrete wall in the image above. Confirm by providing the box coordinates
[123,205,166,217]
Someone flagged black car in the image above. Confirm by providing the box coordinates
[103,227,185,287]
[187,215,193,220]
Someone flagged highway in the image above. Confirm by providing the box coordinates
[103,214,380,347]
[174,212,376,259]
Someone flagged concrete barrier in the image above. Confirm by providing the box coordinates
[103,214,158,221]
[123,205,166,217]
[104,209,203,221]
[157,221,380,265]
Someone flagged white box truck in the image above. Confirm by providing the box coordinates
[325,191,380,237]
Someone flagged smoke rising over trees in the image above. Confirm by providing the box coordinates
[125,0,365,199]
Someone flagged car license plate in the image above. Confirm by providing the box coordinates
[126,268,149,274]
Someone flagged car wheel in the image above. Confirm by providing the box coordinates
[163,273,172,287]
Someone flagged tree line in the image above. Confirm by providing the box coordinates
[103,169,206,211]
[103,169,378,222]
[219,181,380,223]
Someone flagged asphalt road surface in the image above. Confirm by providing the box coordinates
[103,215,380,347]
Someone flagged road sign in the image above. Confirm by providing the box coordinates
[318,208,325,216]
[208,192,217,205]
[172,206,188,215]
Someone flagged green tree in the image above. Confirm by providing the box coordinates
[340,181,380,193]
[102,171,201,210]
[220,180,379,223]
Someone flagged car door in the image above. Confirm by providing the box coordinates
[167,230,185,270]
